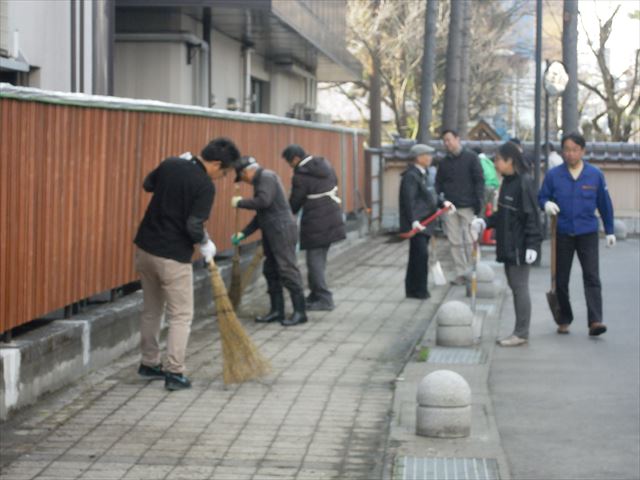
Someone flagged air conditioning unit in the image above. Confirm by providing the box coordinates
[0,0,9,57]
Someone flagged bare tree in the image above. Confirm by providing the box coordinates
[338,0,525,140]
[562,0,579,133]
[369,0,382,148]
[442,0,463,131]
[579,5,640,141]
[457,0,472,137]
[417,0,438,142]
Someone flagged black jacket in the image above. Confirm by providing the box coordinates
[289,156,346,250]
[239,168,297,244]
[435,148,485,214]
[135,157,214,263]
[399,164,438,235]
[485,173,542,265]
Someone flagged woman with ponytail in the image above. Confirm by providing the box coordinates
[471,142,542,346]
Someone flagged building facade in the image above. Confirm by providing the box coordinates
[0,0,360,120]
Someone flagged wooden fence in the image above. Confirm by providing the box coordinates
[0,87,366,334]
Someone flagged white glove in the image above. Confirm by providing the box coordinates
[178,151,193,160]
[544,201,560,216]
[470,217,486,241]
[443,201,456,214]
[606,234,616,248]
[412,220,426,232]
[200,239,216,263]
[231,196,242,208]
[525,249,537,264]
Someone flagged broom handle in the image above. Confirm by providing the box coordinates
[550,215,557,291]
[234,185,241,257]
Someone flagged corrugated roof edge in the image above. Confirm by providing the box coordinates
[0,83,367,136]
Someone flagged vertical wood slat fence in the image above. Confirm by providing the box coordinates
[0,88,366,334]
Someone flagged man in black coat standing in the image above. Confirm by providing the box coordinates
[282,144,346,311]
[231,156,307,327]
[436,129,484,285]
[399,144,450,299]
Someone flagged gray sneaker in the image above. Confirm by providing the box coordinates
[306,301,335,312]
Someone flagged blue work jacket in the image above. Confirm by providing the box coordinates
[538,162,614,236]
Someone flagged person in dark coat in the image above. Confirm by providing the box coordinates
[230,156,307,327]
[282,144,346,311]
[471,142,542,346]
[399,144,452,299]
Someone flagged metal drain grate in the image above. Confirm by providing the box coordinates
[427,347,485,364]
[395,457,500,480]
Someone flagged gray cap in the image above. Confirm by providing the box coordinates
[409,144,435,158]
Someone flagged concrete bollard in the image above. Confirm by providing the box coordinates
[614,219,628,240]
[436,301,474,347]
[416,370,471,438]
[475,262,495,283]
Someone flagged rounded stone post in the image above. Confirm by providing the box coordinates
[416,370,471,438]
[436,300,473,347]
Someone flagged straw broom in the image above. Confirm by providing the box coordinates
[240,244,264,293]
[208,260,271,384]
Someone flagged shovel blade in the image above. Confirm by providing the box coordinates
[546,290,562,325]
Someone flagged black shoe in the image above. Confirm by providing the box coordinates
[450,276,467,286]
[281,291,308,327]
[165,372,192,391]
[256,292,285,323]
[406,292,430,300]
[589,322,607,336]
[306,301,335,311]
[138,363,165,380]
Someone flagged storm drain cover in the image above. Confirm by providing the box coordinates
[395,457,500,480]
[427,347,485,364]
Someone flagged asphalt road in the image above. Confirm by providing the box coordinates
[490,237,640,480]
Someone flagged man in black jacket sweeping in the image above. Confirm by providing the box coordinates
[134,137,240,391]
[231,156,307,327]
[282,144,346,311]
[399,144,452,299]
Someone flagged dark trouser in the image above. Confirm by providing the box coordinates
[556,232,602,326]
[262,230,304,298]
[306,246,333,307]
[405,233,430,298]
[504,264,531,339]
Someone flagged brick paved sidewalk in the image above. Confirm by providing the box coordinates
[0,236,451,480]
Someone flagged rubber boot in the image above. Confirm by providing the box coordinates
[281,291,308,327]
[255,292,285,323]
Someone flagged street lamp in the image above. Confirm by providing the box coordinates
[543,60,569,170]
[542,60,569,237]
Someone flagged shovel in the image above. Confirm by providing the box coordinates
[546,215,562,324]
[470,231,479,314]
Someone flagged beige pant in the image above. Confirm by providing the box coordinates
[135,248,194,374]
[442,207,475,277]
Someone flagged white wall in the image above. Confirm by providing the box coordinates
[114,42,194,105]
[269,70,307,117]
[6,0,71,90]
[210,29,242,109]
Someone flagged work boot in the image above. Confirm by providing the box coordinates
[256,292,285,323]
[281,291,308,327]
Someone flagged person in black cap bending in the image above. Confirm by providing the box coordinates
[230,156,307,327]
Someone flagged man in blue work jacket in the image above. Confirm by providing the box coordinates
[538,132,615,336]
